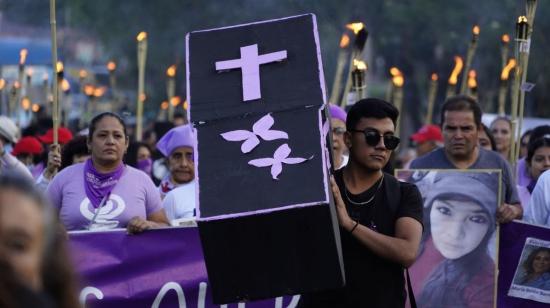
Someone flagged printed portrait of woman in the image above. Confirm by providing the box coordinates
[514,247,550,290]
[398,170,500,308]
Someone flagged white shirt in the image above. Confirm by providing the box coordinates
[162,180,196,224]
[527,170,550,226]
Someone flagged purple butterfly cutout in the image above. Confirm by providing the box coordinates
[220,114,288,153]
[248,144,312,180]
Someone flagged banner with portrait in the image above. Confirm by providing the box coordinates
[396,169,501,308]
[498,220,550,307]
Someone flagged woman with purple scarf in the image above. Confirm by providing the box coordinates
[46,112,169,233]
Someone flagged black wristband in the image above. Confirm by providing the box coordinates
[350,221,359,234]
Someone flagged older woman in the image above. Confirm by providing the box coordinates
[46,112,169,232]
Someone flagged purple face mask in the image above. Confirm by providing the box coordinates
[137,158,153,176]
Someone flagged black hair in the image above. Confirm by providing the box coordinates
[439,95,482,128]
[481,123,497,151]
[527,135,550,165]
[521,129,533,145]
[88,112,128,140]
[346,98,399,131]
[60,135,89,170]
[124,141,151,168]
[528,125,550,148]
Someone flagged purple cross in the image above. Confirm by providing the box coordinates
[215,44,287,101]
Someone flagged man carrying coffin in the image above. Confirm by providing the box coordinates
[300,98,423,308]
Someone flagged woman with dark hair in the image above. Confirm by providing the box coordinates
[515,247,550,290]
[410,171,498,308]
[125,141,153,177]
[518,135,550,209]
[46,112,169,232]
[490,117,512,159]
[479,123,496,151]
[0,173,80,308]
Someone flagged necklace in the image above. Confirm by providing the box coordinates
[343,174,384,206]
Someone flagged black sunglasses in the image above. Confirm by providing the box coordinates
[349,129,400,150]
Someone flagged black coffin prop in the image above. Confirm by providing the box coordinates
[187,14,344,304]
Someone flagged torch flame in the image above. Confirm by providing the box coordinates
[26,68,34,77]
[500,59,517,81]
[353,59,367,70]
[518,16,528,23]
[161,101,169,110]
[339,34,350,48]
[166,65,177,77]
[14,81,21,89]
[19,49,28,65]
[94,87,106,98]
[448,56,464,85]
[431,73,438,81]
[501,34,510,43]
[84,85,95,96]
[389,67,401,77]
[79,69,88,79]
[392,75,404,87]
[21,97,31,110]
[468,70,477,89]
[56,61,64,73]
[183,100,189,110]
[0,79,5,90]
[107,61,117,72]
[137,31,147,42]
[139,93,147,102]
[170,96,181,106]
[472,25,480,36]
[61,79,71,92]
[32,104,40,113]
[346,22,365,35]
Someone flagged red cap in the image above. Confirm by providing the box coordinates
[411,124,443,143]
[39,127,74,145]
[11,136,44,156]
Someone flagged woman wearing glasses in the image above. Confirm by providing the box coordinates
[329,104,349,170]
[46,112,169,232]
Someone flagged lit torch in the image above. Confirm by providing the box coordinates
[425,73,438,125]
[446,56,463,98]
[339,21,368,107]
[390,67,404,137]
[510,15,532,165]
[329,33,350,105]
[467,70,478,99]
[166,64,177,122]
[498,58,516,115]
[351,59,367,102]
[501,34,510,72]
[136,31,148,141]
[459,25,480,94]
[107,61,118,109]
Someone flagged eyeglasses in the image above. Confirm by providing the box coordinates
[349,129,400,150]
[332,127,346,135]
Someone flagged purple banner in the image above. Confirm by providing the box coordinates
[69,227,300,307]
[498,221,550,308]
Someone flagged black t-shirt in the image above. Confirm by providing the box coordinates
[300,168,423,308]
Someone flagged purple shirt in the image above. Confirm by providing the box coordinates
[46,163,163,231]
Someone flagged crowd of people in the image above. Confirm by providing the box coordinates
[1,93,550,307]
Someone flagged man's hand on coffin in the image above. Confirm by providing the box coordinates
[330,176,355,231]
